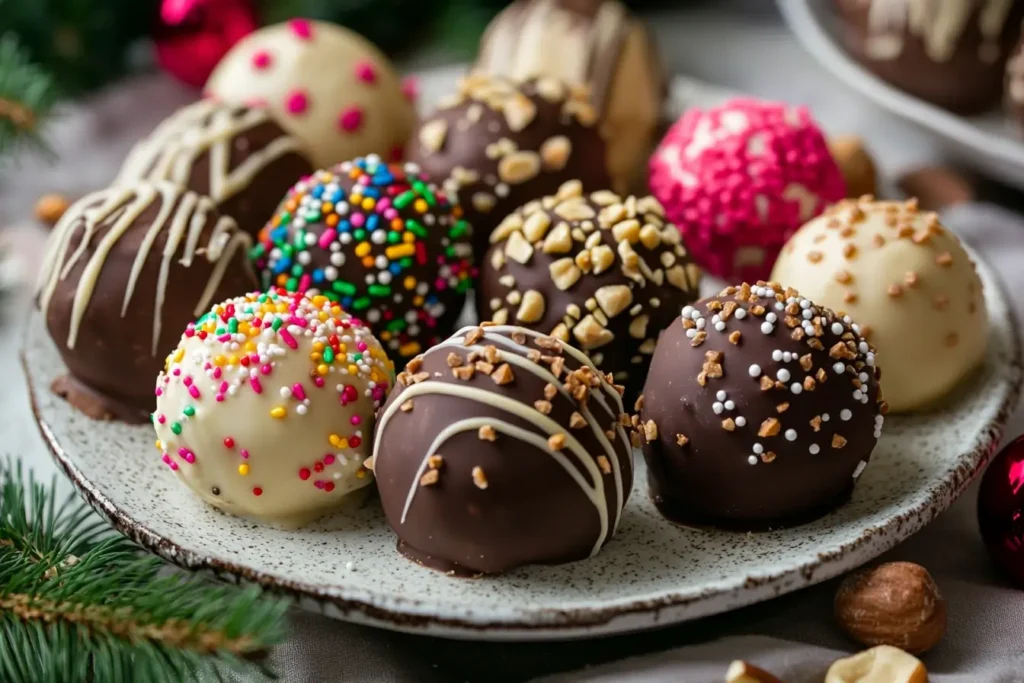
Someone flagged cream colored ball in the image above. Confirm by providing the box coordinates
[154,290,394,527]
[771,198,988,413]
[205,19,415,169]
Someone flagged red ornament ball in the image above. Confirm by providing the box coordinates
[648,98,846,282]
[978,435,1024,585]
[154,0,257,88]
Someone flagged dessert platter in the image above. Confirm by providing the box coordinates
[778,0,1024,189]
[23,2,1023,640]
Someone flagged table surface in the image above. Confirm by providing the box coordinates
[5,2,1024,682]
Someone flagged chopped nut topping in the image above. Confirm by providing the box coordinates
[446,352,463,368]
[400,400,415,412]
[676,433,689,446]
[548,434,567,451]
[535,335,562,351]
[533,399,552,414]
[835,270,853,284]
[810,416,822,432]
[491,363,514,385]
[843,243,857,259]
[817,368,828,383]
[427,454,444,469]
[832,434,848,449]
[777,402,790,413]
[419,470,440,486]
[634,394,645,412]
[807,250,823,263]
[592,455,611,475]
[690,331,708,347]
[760,376,774,391]
[569,412,587,429]
[803,376,816,391]
[471,466,488,489]
[887,284,903,298]
[452,364,476,380]
[830,342,856,360]
[478,425,497,441]
[409,372,430,384]
[761,451,777,463]
[936,252,953,267]
[464,327,484,346]
[474,361,495,374]
[759,418,781,437]
[722,418,736,431]
[728,330,742,345]
[643,419,659,442]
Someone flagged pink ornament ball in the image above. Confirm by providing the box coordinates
[648,98,846,282]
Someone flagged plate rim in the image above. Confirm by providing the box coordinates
[776,0,1024,168]
[22,257,1024,640]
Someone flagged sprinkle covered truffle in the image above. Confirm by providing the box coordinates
[648,98,846,282]
[636,281,886,528]
[477,180,701,401]
[771,197,988,412]
[153,289,394,526]
[372,323,633,575]
[252,155,475,365]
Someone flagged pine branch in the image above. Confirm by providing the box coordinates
[0,459,290,683]
[0,33,59,162]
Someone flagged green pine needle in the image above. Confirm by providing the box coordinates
[0,459,290,683]
[0,33,59,161]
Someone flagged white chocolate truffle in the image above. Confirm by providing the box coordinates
[771,198,988,413]
[205,19,415,169]
[154,290,394,526]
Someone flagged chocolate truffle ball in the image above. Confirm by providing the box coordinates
[837,0,1024,114]
[372,324,633,575]
[477,180,701,401]
[154,290,394,527]
[251,155,475,366]
[637,282,886,528]
[116,99,315,239]
[476,0,665,193]
[649,98,846,282]
[37,181,257,423]
[205,19,416,169]
[406,74,614,253]
[771,198,988,413]
[1007,33,1024,126]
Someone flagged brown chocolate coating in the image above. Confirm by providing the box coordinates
[837,0,1024,114]
[637,281,886,528]
[477,181,701,402]
[406,74,613,254]
[372,324,633,575]
[116,99,315,238]
[38,182,257,422]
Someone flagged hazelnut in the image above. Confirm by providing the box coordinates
[724,660,782,683]
[834,562,946,654]
[825,645,926,683]
[827,135,877,199]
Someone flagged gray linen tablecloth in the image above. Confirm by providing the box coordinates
[5,3,1024,681]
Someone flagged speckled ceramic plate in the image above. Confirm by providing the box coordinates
[23,246,1021,640]
[778,0,1024,190]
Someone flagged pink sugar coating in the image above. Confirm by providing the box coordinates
[648,98,846,281]
[290,19,313,40]
[285,90,309,115]
[354,61,377,83]
[251,50,272,70]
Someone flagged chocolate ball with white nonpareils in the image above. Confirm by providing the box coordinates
[636,281,886,529]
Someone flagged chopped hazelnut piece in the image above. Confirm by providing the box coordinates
[936,252,953,267]
[471,466,488,490]
[722,418,736,431]
[729,330,742,345]
[400,400,414,412]
[810,416,822,432]
[676,433,689,446]
[760,376,774,391]
[569,412,587,429]
[446,352,463,368]
[691,331,708,347]
[643,420,659,442]
[453,365,475,380]
[596,456,612,474]
[832,434,848,449]
[491,363,515,385]
[419,470,440,486]
[548,434,567,451]
[427,454,444,469]
[478,425,497,441]
[761,451,777,463]
[464,327,484,346]
[759,418,781,437]
[475,361,495,374]
[803,376,816,391]
[777,402,790,413]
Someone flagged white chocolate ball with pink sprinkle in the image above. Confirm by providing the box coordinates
[205,19,416,169]
[649,98,846,282]
[153,290,395,527]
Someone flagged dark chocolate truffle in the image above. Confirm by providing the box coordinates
[251,155,475,365]
[837,0,1024,114]
[1007,32,1024,125]
[37,181,258,423]
[116,99,315,238]
[476,0,666,192]
[371,323,633,575]
[636,281,886,528]
[406,74,613,253]
[477,180,701,401]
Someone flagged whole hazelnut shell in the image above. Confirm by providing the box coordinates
[834,561,947,654]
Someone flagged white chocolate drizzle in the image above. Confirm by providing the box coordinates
[373,325,630,555]
[115,99,307,206]
[37,181,253,354]
[862,0,1015,63]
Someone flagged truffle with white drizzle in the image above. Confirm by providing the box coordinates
[371,323,633,575]
[636,281,886,529]
[37,181,257,423]
[836,0,1024,114]
[116,99,314,238]
[771,197,988,412]
[477,180,701,402]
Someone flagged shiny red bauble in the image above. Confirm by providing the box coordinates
[978,435,1024,585]
[154,0,257,88]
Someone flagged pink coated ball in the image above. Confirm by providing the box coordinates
[648,98,845,282]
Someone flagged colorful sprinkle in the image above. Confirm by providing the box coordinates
[285,89,309,115]
[252,50,272,70]
[338,106,364,132]
[289,19,313,40]
[354,61,377,83]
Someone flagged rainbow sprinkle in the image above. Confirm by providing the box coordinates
[250,155,475,362]
[154,289,394,497]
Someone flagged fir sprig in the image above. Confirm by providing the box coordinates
[0,34,58,160]
[0,460,290,683]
